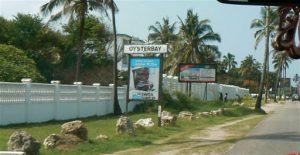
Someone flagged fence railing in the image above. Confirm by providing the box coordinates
[0,76,249,126]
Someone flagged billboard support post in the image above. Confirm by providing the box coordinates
[125,55,132,115]
[158,54,164,127]
[203,82,208,101]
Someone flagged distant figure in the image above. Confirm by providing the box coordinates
[219,92,223,101]
[224,93,228,102]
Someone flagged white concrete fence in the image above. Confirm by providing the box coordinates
[162,75,249,101]
[0,80,136,126]
[0,76,249,126]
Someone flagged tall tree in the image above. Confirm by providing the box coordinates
[178,10,221,63]
[223,53,237,72]
[41,0,114,82]
[8,14,63,81]
[41,0,121,114]
[167,10,221,75]
[272,50,291,101]
[110,0,122,115]
[148,17,177,44]
[251,6,278,109]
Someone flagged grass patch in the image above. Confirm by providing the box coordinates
[0,92,265,155]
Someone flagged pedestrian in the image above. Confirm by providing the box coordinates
[224,93,228,102]
[219,92,223,101]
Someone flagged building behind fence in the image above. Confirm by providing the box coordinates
[0,76,249,126]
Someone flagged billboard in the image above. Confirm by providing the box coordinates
[128,57,161,100]
[178,64,216,83]
[280,78,291,88]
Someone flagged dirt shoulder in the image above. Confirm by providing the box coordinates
[108,103,282,155]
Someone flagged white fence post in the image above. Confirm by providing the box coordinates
[51,80,60,120]
[93,83,101,116]
[74,82,82,118]
[21,78,32,123]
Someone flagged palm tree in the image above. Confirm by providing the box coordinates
[167,9,221,75]
[223,53,237,72]
[41,0,115,82]
[148,17,177,44]
[41,0,121,115]
[110,0,122,115]
[148,17,177,74]
[273,50,291,101]
[251,6,278,110]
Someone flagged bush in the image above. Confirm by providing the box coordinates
[0,44,45,82]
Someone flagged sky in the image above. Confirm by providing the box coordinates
[0,0,299,86]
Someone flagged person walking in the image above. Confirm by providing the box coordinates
[219,92,223,101]
[224,93,228,102]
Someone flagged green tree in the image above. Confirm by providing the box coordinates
[41,0,121,114]
[167,10,221,75]
[222,53,237,72]
[0,17,11,44]
[0,44,45,82]
[148,17,177,44]
[62,15,112,68]
[178,10,221,63]
[239,55,262,92]
[41,0,114,82]
[8,14,63,81]
[272,50,291,101]
[251,6,278,109]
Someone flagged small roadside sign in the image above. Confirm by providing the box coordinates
[124,45,167,54]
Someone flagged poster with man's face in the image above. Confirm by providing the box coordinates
[128,57,161,100]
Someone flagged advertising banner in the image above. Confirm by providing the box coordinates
[179,64,216,83]
[128,57,161,100]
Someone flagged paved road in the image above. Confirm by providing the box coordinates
[226,101,300,155]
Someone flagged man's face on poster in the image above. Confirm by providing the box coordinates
[133,68,154,91]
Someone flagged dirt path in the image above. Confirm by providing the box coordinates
[107,103,282,155]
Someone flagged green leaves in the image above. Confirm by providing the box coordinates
[0,44,45,82]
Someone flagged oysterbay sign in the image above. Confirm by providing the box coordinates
[124,45,167,54]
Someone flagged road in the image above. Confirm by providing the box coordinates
[226,101,300,155]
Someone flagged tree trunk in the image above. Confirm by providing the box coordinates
[75,7,86,82]
[264,55,269,103]
[273,67,281,103]
[256,6,270,110]
[111,0,122,115]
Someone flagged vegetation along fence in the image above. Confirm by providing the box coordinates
[0,76,249,126]
[162,75,249,100]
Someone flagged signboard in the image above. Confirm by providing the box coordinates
[128,57,162,100]
[124,45,167,54]
[178,64,216,83]
[280,78,291,88]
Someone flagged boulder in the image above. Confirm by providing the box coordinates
[161,111,177,126]
[43,134,60,149]
[43,133,83,150]
[116,116,135,135]
[7,131,41,155]
[178,111,193,120]
[134,118,154,128]
[61,120,88,140]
